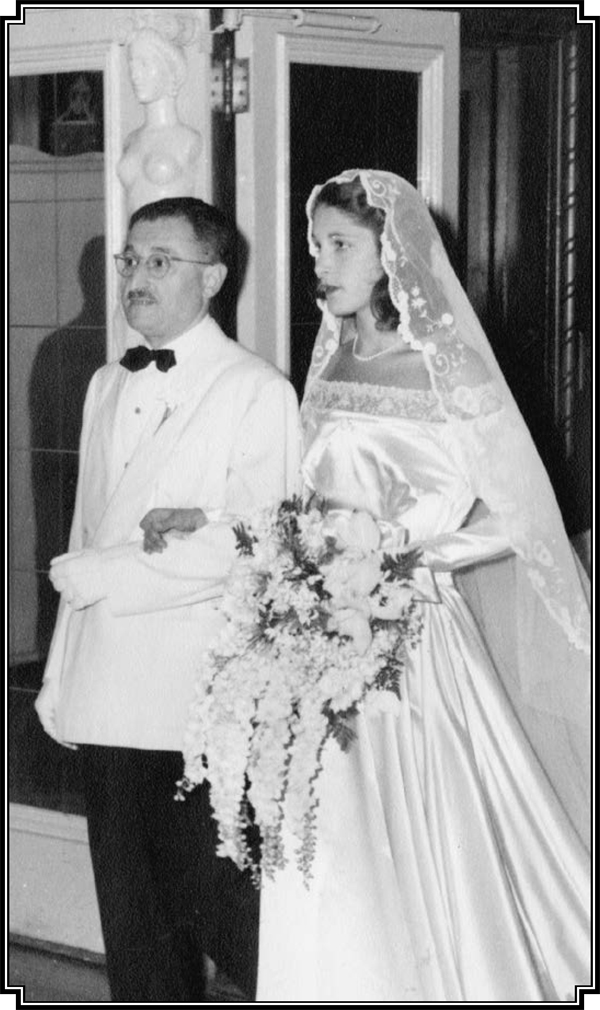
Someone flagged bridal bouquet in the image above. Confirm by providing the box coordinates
[178,495,423,884]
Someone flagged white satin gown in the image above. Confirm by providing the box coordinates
[257,379,590,1003]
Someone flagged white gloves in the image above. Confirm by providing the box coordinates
[49,548,109,610]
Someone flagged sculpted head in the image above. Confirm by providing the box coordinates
[127,28,188,103]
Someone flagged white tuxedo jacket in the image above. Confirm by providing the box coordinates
[44,316,301,749]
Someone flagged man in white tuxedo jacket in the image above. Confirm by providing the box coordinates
[35,197,301,1002]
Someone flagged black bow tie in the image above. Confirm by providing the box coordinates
[120,346,177,373]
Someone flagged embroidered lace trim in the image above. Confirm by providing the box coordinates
[304,377,500,421]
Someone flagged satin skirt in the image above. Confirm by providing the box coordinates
[257,578,590,1002]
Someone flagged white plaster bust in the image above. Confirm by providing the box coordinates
[117,28,204,215]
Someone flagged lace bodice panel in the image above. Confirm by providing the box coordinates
[302,379,475,544]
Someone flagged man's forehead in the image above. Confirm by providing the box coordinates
[126,215,198,249]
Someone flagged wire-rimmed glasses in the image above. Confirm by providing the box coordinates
[113,252,214,279]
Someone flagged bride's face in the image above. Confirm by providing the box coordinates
[311,204,385,320]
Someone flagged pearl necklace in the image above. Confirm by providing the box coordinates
[352,332,398,362]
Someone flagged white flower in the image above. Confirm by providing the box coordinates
[322,552,381,610]
[296,509,327,554]
[180,495,422,884]
[323,509,381,551]
[371,584,414,620]
[327,607,372,655]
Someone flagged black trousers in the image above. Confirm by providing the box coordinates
[81,746,259,1003]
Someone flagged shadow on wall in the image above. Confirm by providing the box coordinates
[29,235,107,658]
[210,226,249,344]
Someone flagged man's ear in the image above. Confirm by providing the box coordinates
[202,262,228,299]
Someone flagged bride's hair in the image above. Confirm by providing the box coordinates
[313,177,399,332]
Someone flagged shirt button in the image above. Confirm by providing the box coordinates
[134,407,141,414]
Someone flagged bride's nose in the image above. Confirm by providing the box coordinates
[315,251,331,279]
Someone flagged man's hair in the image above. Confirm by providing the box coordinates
[129,197,233,267]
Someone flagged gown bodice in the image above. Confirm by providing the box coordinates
[302,378,475,545]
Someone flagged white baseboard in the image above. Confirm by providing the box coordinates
[9,803,104,954]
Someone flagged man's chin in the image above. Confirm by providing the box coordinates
[125,305,159,331]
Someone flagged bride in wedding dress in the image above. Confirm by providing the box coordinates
[256,170,591,1002]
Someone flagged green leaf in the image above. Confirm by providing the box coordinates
[328,710,358,752]
[233,522,257,556]
[380,548,422,581]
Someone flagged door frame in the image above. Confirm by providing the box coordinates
[234,9,460,373]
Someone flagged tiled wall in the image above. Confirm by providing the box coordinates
[9,144,106,812]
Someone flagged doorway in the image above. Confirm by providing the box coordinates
[233,8,460,376]
[289,62,419,393]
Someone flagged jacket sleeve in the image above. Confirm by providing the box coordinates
[84,374,302,615]
[40,370,104,684]
[67,369,102,553]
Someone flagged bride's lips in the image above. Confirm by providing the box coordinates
[316,283,341,301]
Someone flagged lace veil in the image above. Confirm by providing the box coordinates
[302,169,591,841]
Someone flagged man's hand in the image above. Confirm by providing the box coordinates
[49,549,107,610]
[140,508,208,554]
[34,680,78,749]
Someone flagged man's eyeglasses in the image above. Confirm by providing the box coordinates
[113,252,214,280]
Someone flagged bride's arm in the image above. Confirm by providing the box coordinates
[413,500,513,572]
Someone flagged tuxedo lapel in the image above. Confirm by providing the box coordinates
[91,318,240,549]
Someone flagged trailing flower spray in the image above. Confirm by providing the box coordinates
[178,495,424,885]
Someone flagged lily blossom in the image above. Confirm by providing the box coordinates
[323,509,381,552]
[328,607,373,655]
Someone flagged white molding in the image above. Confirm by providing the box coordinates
[9,803,104,953]
[105,39,125,363]
[9,43,109,75]
[224,7,382,33]
[9,803,89,844]
[419,51,446,211]
[275,34,292,377]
